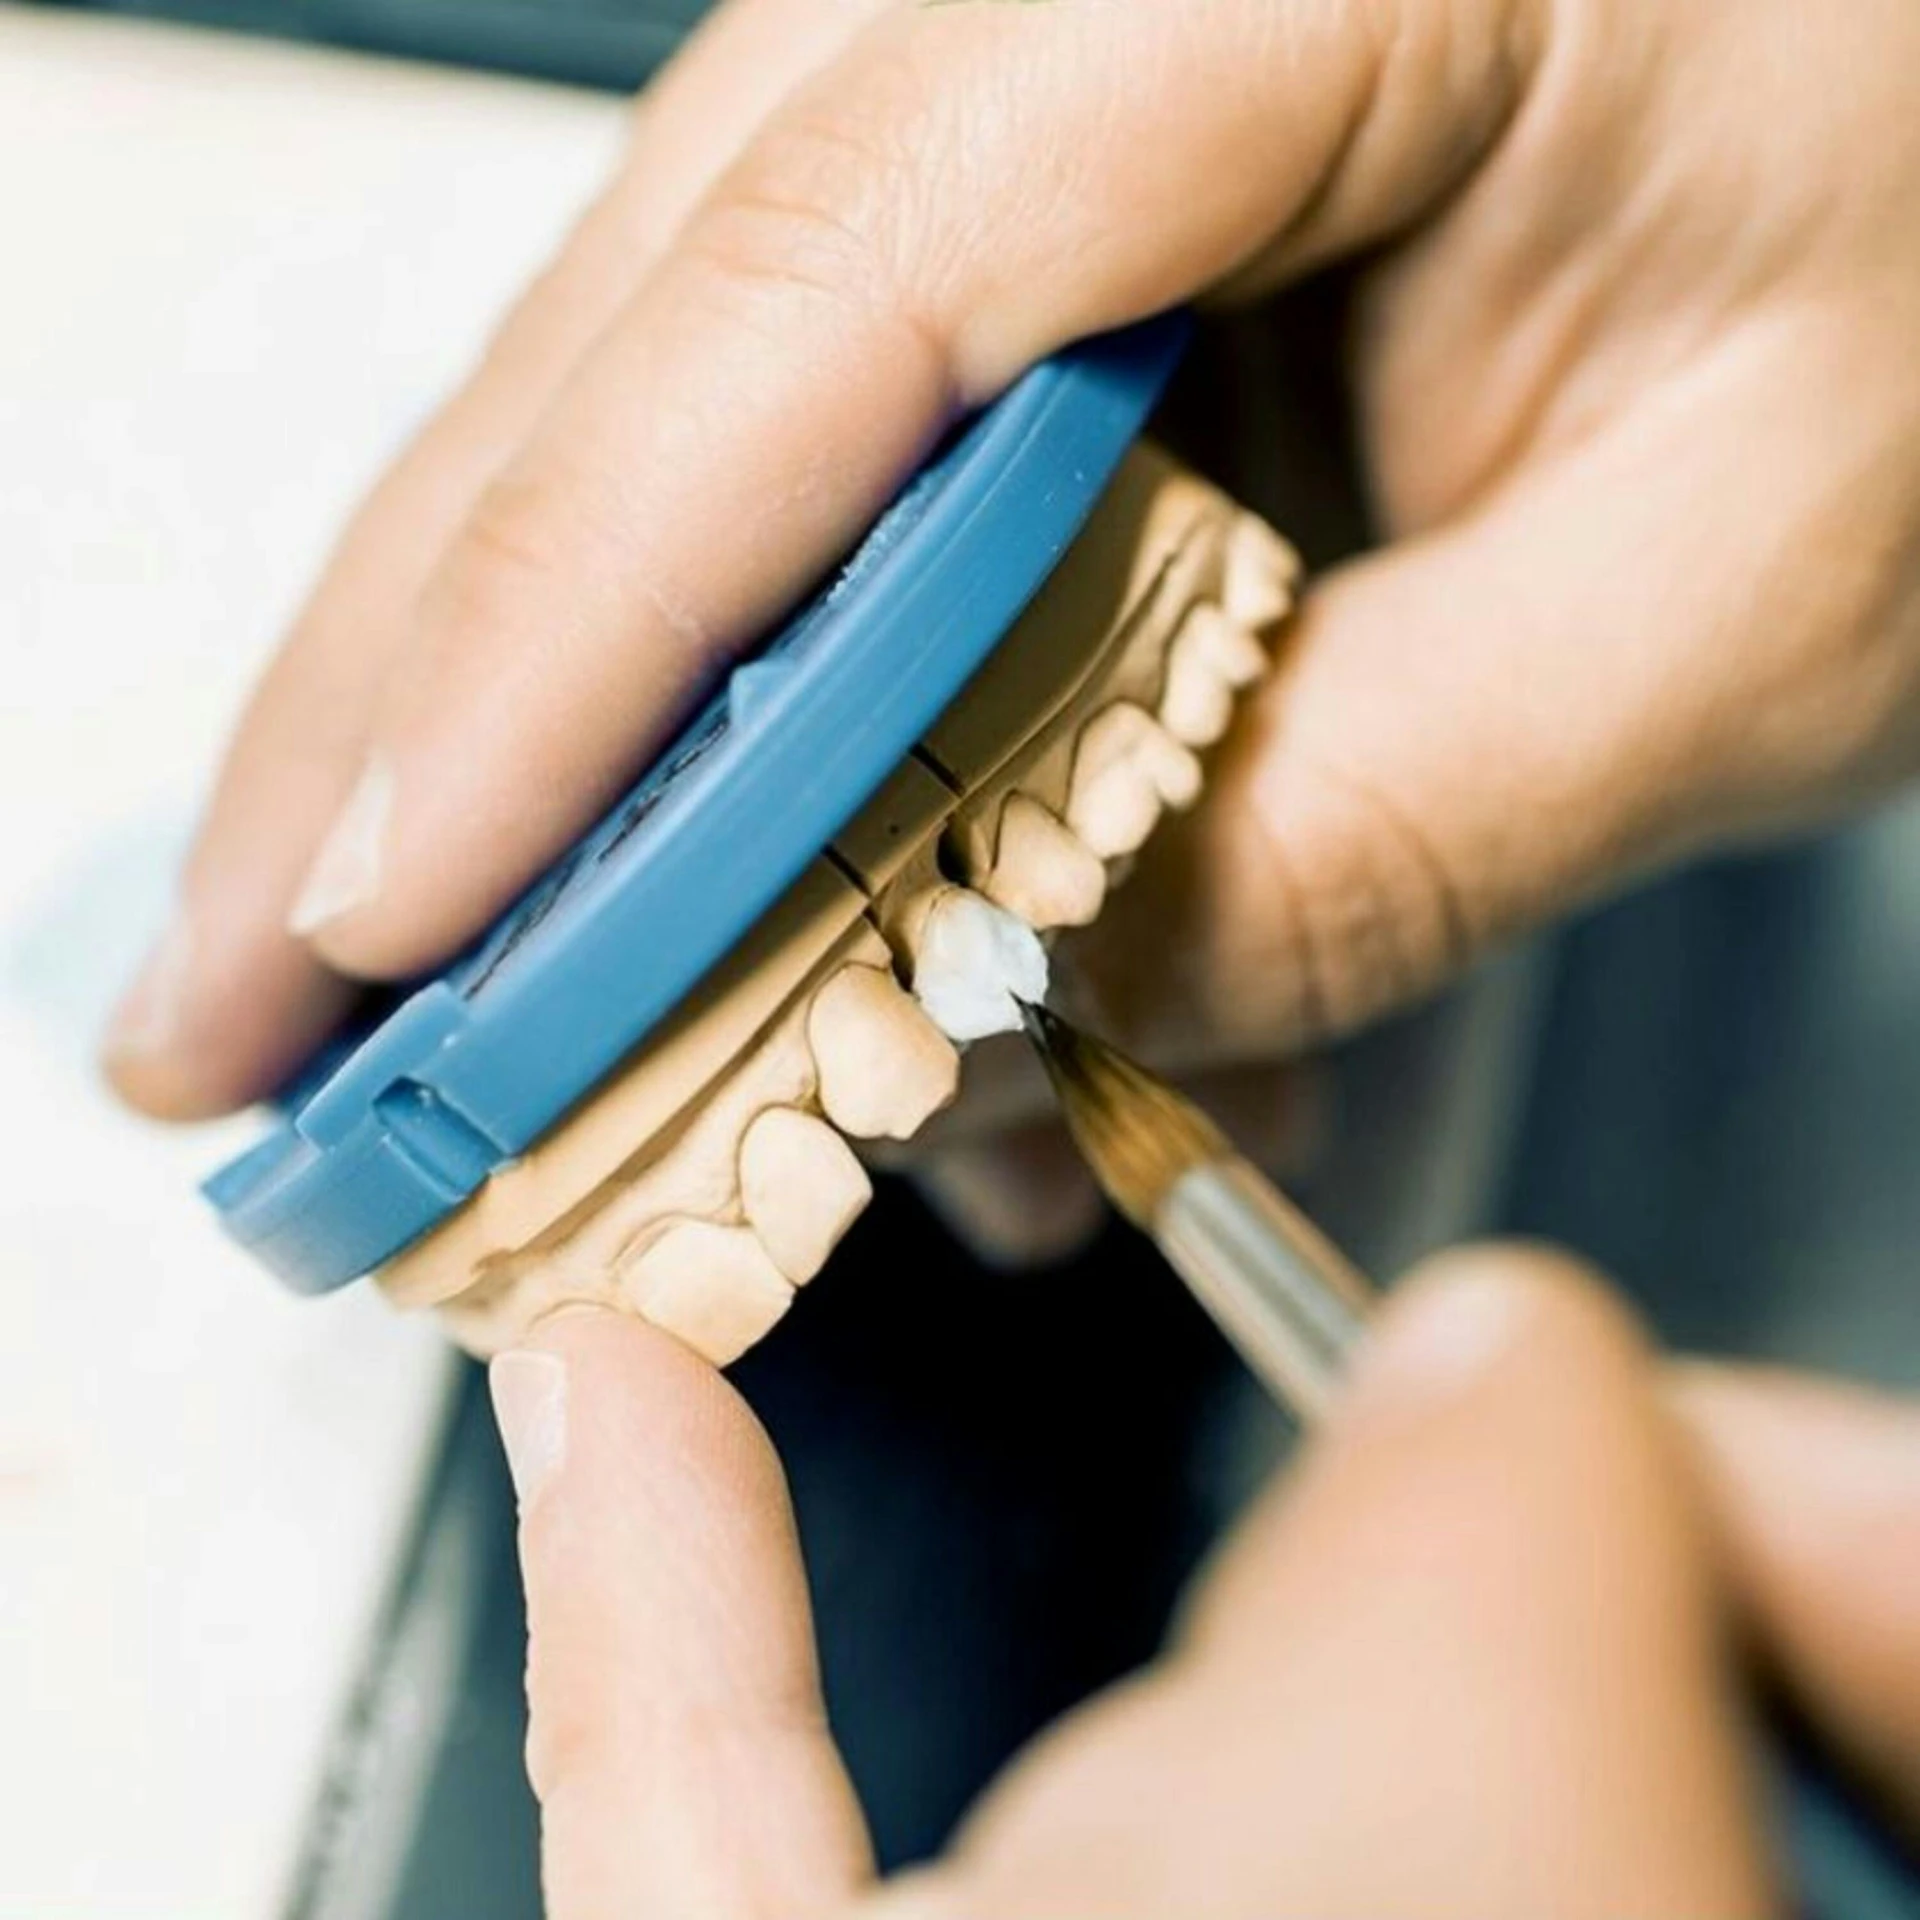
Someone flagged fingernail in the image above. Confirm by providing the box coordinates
[490,1350,567,1511]
[103,912,195,1058]
[1347,1262,1537,1417]
[288,753,393,937]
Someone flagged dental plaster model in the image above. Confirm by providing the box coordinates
[378,441,1299,1363]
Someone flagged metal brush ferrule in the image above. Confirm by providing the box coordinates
[1154,1159,1373,1421]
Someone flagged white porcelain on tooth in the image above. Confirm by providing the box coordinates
[983,794,1107,929]
[807,964,961,1139]
[1066,703,1202,857]
[1222,516,1301,633]
[910,888,1051,1044]
[739,1107,872,1283]
[619,1219,795,1365]
[1160,616,1237,746]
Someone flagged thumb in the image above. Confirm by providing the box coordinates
[854,1246,1774,1919]
[1076,322,1911,1062]
[491,1307,872,1920]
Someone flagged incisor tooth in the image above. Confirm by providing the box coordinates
[983,794,1107,928]
[1160,617,1237,746]
[807,965,961,1139]
[1222,515,1301,633]
[1066,704,1203,858]
[739,1107,872,1283]
[911,887,1050,1043]
[619,1220,794,1365]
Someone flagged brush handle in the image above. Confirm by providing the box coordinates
[1153,1156,1372,1421]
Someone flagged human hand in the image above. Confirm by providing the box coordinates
[106,0,1920,1193]
[491,1244,1920,1917]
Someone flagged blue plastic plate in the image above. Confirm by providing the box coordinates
[207,315,1187,1291]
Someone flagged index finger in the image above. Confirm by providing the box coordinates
[104,0,888,1117]
[495,1307,872,1919]
[286,0,1542,977]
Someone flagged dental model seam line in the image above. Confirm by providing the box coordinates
[378,443,1303,1365]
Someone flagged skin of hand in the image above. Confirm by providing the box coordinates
[489,1242,1920,1919]
[102,0,1920,1250]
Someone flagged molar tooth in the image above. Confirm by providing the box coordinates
[739,1108,872,1283]
[1160,615,1237,747]
[807,964,961,1139]
[1222,515,1301,633]
[982,794,1107,929]
[619,1220,794,1366]
[1066,704,1203,858]
[1191,603,1270,690]
[1154,733,1204,809]
[437,1277,544,1359]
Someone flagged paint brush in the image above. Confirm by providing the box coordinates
[1017,999,1371,1422]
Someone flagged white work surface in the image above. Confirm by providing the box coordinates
[0,15,623,1913]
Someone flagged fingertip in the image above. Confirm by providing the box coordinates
[100,918,360,1121]
[490,1346,569,1513]
[1346,1238,1653,1428]
[100,917,220,1119]
[288,749,455,981]
[1189,1239,1675,1654]
[1671,1360,1920,1632]
[100,1044,234,1124]
[291,744,593,984]
[521,1299,759,1436]
[491,1312,750,1522]
[507,1304,872,1917]
[1188,1239,1689,1679]
[514,1302,790,1533]
[505,1301,802,1751]
[284,752,394,945]
[1669,1362,1920,1833]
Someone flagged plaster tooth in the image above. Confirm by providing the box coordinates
[619,1219,794,1366]
[807,964,961,1140]
[436,1276,547,1359]
[739,1108,872,1283]
[384,446,1304,1374]
[1159,615,1238,747]
[983,794,1107,929]
[1153,729,1205,809]
[1222,515,1301,633]
[1191,603,1270,689]
[1066,704,1203,858]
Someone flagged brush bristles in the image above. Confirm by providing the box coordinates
[1019,1003,1226,1226]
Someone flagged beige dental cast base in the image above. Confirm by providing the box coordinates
[379,442,1299,1364]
